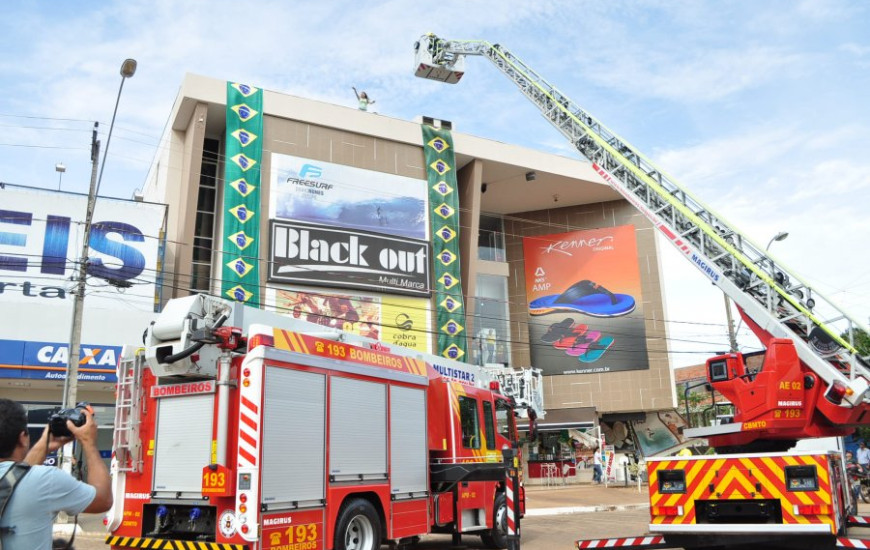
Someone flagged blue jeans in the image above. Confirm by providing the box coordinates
[592,464,603,483]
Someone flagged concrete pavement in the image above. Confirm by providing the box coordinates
[525,482,649,516]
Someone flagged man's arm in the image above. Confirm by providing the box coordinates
[24,425,70,466]
[68,412,113,513]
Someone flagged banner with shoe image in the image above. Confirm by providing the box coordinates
[522,225,649,375]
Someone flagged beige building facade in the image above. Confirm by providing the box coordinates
[143,74,676,449]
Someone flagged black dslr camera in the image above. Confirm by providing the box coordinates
[49,402,93,438]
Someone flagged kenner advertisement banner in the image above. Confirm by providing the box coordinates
[0,186,165,309]
[269,153,429,241]
[522,225,649,375]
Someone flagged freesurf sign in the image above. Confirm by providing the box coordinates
[269,221,431,297]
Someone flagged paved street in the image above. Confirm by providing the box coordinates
[71,508,653,550]
[66,492,870,550]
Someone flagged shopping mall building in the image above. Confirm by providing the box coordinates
[0,73,682,475]
[143,74,682,476]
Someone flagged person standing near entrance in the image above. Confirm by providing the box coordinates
[858,441,870,470]
[592,446,603,484]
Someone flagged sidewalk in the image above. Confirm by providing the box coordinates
[525,482,649,516]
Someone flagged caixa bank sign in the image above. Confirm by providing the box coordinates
[269,220,431,297]
[0,187,164,307]
[0,339,120,382]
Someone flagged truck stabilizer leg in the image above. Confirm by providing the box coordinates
[848,516,870,527]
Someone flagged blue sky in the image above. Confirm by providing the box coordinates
[1,0,868,368]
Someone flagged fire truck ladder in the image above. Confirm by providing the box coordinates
[415,34,870,407]
[112,345,144,473]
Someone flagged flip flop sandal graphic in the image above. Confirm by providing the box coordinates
[579,336,615,363]
[565,330,601,357]
[553,324,588,349]
[528,279,636,317]
[540,318,576,344]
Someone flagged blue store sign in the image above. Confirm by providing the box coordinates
[0,339,120,382]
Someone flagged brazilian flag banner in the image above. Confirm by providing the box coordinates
[421,124,467,360]
[221,82,263,306]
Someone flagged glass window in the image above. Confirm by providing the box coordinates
[190,263,211,292]
[459,396,480,449]
[478,214,506,262]
[192,236,213,263]
[194,212,214,240]
[189,138,220,293]
[496,399,513,440]
[197,187,216,210]
[483,401,496,450]
[471,274,511,366]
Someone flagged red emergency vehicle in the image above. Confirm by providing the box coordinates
[414,33,870,549]
[105,294,543,550]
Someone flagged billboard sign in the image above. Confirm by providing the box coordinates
[0,186,165,310]
[266,287,431,353]
[269,220,430,297]
[270,153,428,241]
[522,225,649,375]
[0,338,121,382]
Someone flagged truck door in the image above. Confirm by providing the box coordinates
[153,392,214,498]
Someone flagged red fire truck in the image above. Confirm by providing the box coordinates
[414,34,870,548]
[104,294,544,550]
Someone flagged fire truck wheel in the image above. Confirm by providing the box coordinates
[335,498,382,550]
[480,492,507,549]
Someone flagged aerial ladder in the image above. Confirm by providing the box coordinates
[414,34,870,451]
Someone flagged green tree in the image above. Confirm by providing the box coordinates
[850,328,870,356]
[843,328,870,441]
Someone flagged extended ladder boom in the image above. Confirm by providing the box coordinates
[414,34,869,407]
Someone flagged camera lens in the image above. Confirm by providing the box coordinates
[47,402,90,438]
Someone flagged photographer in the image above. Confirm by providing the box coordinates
[0,398,112,550]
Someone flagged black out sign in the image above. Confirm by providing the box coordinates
[269,221,431,297]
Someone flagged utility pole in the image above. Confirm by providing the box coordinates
[61,58,136,412]
[61,123,99,411]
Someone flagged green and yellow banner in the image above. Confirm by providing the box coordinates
[221,82,263,306]
[421,125,466,360]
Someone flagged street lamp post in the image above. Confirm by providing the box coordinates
[55,163,66,191]
[767,231,789,251]
[723,230,790,352]
[61,59,137,415]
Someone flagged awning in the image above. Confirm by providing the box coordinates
[517,407,597,432]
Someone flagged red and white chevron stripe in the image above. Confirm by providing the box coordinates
[838,538,870,548]
[576,535,665,549]
[505,478,516,536]
[238,394,259,466]
[848,516,870,525]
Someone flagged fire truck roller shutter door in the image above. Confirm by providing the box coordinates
[153,393,214,496]
[262,367,326,505]
[390,386,427,497]
[330,378,387,481]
